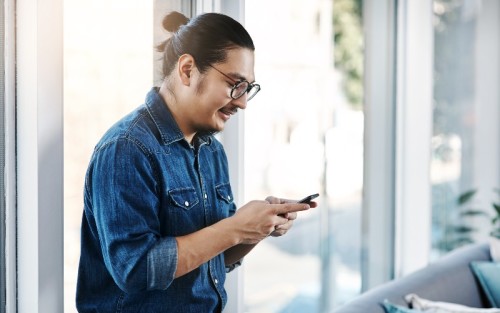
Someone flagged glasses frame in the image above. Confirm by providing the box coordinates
[208,64,261,101]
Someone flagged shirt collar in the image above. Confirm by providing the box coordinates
[144,87,212,146]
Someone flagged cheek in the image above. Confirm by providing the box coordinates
[207,82,231,102]
[194,79,230,114]
[210,87,230,103]
[203,93,229,113]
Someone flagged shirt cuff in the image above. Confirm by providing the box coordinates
[147,237,178,290]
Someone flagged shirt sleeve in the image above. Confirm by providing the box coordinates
[147,237,178,289]
[89,137,177,292]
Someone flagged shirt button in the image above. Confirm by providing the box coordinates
[227,195,231,201]
[184,201,189,207]
[204,193,208,199]
[214,278,218,285]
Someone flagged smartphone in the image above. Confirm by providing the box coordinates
[298,193,319,204]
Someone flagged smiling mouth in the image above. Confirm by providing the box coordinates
[219,107,237,120]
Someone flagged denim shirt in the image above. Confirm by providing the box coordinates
[76,88,237,313]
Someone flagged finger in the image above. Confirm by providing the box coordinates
[269,217,295,237]
[267,197,298,205]
[272,203,309,215]
[265,196,281,204]
[269,229,286,237]
[308,201,318,208]
[279,212,297,220]
[270,221,293,236]
[273,215,289,227]
[278,219,293,230]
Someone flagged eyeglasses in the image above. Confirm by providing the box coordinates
[208,64,261,101]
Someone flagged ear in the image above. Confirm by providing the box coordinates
[177,54,195,86]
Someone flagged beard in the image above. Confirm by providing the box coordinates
[194,74,206,96]
[191,76,223,136]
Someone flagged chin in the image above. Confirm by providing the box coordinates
[196,124,222,136]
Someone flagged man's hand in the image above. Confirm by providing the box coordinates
[230,196,315,244]
[266,196,318,237]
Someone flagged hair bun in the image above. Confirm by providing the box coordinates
[162,11,189,33]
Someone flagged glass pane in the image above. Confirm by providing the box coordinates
[243,0,364,311]
[431,0,495,257]
[63,2,153,312]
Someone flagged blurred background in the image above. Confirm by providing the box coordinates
[62,0,499,312]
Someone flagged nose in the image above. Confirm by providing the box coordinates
[232,93,248,110]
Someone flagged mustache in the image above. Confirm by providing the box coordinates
[220,106,238,115]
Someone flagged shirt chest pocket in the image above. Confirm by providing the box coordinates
[215,183,233,204]
[168,187,200,210]
[215,183,234,220]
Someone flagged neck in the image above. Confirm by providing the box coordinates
[159,82,196,143]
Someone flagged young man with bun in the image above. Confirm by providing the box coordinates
[76,11,316,312]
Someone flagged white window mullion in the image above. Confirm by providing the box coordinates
[395,0,434,277]
[361,0,397,290]
[4,0,17,311]
[17,0,64,312]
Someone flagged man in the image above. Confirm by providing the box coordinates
[76,11,315,312]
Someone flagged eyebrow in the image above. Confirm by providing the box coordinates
[227,71,256,84]
[226,72,247,82]
[210,63,257,84]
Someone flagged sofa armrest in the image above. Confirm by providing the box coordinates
[332,243,491,313]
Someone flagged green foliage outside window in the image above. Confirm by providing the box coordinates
[438,188,500,252]
[333,0,363,110]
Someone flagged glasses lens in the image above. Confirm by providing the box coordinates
[246,84,261,101]
[231,81,249,99]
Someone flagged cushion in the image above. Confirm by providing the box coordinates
[470,261,500,308]
[490,237,500,262]
[405,293,500,312]
[381,300,421,313]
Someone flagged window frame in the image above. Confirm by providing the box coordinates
[4,0,17,311]
[16,0,64,312]
[393,0,434,277]
[361,0,398,290]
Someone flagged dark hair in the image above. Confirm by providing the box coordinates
[157,11,255,78]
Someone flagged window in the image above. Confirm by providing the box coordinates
[24,1,499,312]
[63,2,155,311]
[431,0,500,257]
[243,0,364,311]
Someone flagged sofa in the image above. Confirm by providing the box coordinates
[332,242,492,313]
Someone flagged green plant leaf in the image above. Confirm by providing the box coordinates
[490,229,500,238]
[458,190,477,205]
[460,210,489,217]
[448,237,474,249]
[448,225,476,233]
[493,203,500,216]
